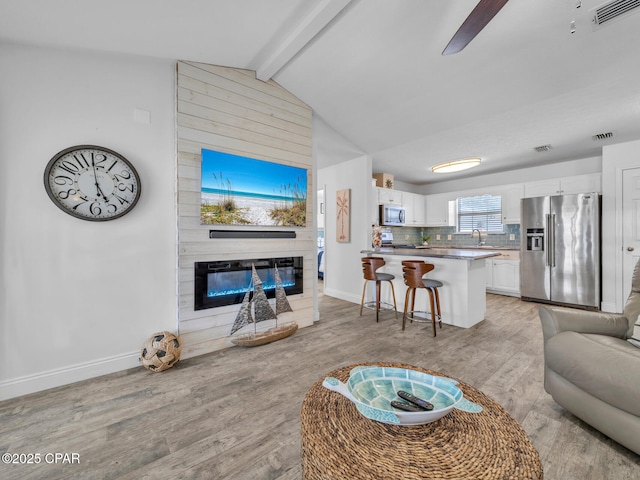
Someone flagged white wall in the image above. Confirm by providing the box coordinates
[0,44,177,400]
[318,155,373,303]
[313,114,365,168]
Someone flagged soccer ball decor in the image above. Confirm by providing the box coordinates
[140,331,182,372]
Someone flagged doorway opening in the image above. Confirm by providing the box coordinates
[317,187,325,295]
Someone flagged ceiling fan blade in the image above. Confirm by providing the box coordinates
[442,0,509,55]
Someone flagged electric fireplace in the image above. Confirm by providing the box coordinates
[194,257,303,310]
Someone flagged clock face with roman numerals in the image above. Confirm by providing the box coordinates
[44,145,141,221]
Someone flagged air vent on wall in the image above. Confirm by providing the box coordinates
[592,0,640,27]
[534,145,552,152]
[592,131,614,141]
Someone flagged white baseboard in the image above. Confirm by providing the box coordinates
[486,289,521,298]
[323,288,360,304]
[0,351,140,401]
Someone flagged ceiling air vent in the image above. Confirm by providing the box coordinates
[592,131,614,141]
[534,145,552,152]
[592,0,640,27]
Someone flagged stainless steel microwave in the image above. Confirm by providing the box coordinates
[379,204,405,226]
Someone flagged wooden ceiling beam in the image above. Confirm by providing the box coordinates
[255,0,352,82]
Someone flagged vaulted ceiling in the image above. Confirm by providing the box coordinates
[2,0,640,184]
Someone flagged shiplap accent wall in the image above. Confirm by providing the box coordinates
[177,61,314,358]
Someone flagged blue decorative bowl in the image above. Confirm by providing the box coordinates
[322,366,482,425]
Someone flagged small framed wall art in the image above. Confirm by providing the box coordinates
[336,188,350,243]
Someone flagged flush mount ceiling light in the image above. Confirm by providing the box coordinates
[431,158,482,174]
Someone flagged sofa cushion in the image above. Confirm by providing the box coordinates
[623,259,640,338]
[546,331,640,417]
[628,321,640,348]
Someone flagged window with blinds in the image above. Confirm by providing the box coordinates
[456,195,503,233]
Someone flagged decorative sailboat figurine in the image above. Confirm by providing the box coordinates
[274,264,293,315]
[229,276,254,336]
[230,264,298,347]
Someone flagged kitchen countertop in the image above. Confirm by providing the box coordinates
[361,247,503,260]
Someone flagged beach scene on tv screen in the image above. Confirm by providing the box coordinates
[200,149,307,227]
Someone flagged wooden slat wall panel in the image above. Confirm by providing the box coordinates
[177,60,315,357]
[176,89,311,137]
[180,62,311,120]
[190,62,310,109]
[178,127,310,166]
[179,63,311,128]
[177,102,312,149]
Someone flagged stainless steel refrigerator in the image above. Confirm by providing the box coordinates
[520,193,601,309]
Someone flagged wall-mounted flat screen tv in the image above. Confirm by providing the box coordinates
[200,149,308,227]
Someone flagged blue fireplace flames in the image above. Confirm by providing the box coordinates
[194,257,303,310]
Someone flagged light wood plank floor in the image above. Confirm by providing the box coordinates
[1,294,638,479]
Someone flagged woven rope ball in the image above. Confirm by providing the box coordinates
[141,331,182,372]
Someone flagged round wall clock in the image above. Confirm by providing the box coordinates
[43,145,141,221]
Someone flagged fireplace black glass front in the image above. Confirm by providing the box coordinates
[194,257,303,310]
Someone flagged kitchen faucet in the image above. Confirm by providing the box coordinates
[471,228,484,246]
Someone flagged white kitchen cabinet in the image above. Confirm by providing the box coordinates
[560,173,601,195]
[377,187,403,205]
[485,260,493,287]
[495,183,524,224]
[372,181,380,225]
[373,187,423,224]
[524,173,601,197]
[425,193,453,226]
[491,260,520,295]
[486,253,520,297]
[523,179,559,198]
[403,192,426,226]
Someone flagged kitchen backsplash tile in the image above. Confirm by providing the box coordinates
[387,224,521,249]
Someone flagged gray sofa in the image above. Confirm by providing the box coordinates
[538,263,640,456]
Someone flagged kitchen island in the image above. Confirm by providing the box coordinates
[360,247,501,329]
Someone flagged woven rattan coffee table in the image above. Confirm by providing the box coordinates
[301,362,543,479]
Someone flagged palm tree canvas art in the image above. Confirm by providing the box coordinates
[336,188,350,243]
